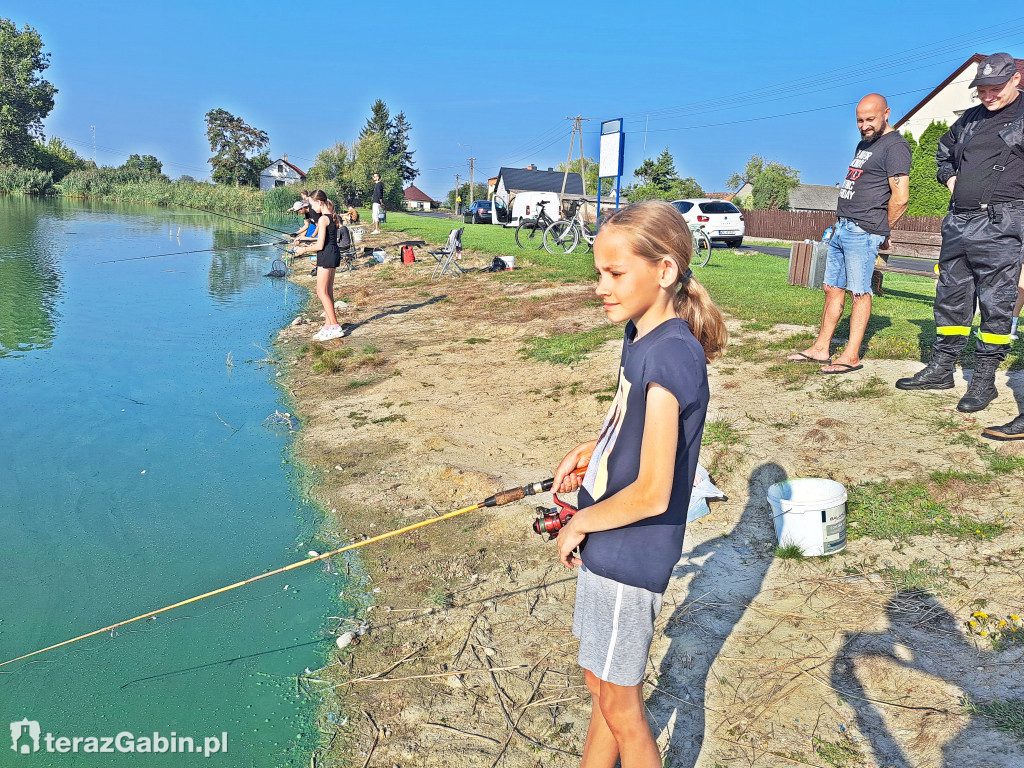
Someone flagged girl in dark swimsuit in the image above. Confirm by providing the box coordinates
[295,190,345,340]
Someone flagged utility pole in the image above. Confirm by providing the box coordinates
[468,158,475,205]
[90,125,96,164]
[560,116,590,212]
[455,173,461,213]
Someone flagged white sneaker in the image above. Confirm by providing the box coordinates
[317,326,345,341]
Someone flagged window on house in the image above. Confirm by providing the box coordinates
[275,180,284,187]
[277,164,284,173]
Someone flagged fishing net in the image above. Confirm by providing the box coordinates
[265,259,288,278]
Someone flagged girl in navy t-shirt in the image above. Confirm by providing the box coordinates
[551,201,727,767]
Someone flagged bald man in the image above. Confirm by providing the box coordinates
[789,94,911,374]
[897,53,1024,415]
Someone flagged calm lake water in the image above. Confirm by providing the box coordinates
[0,196,347,765]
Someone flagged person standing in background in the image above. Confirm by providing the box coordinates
[371,173,385,235]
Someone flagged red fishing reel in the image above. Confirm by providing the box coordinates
[532,491,578,537]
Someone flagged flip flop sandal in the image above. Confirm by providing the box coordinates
[788,352,832,364]
[821,363,864,375]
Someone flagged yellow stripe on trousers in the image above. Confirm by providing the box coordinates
[936,326,971,336]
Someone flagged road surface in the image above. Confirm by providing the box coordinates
[738,243,935,276]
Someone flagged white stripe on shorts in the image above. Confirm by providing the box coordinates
[601,583,625,681]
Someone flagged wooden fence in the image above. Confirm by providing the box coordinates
[743,209,943,241]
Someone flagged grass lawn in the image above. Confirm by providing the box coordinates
[325,211,1023,369]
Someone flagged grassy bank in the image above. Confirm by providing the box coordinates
[387,216,1021,368]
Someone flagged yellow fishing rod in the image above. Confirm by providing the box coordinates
[0,470,581,669]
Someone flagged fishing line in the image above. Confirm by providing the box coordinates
[0,470,582,669]
[177,203,296,237]
[97,241,286,265]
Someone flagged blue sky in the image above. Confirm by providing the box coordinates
[8,1,1024,201]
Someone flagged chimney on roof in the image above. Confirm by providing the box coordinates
[283,153,288,162]
[547,167,553,171]
[525,164,537,171]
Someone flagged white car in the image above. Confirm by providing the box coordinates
[670,198,745,248]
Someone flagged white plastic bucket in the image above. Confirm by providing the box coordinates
[499,256,515,270]
[766,478,847,557]
[353,228,366,243]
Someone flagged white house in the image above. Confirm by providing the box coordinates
[259,155,307,191]
[403,184,437,211]
[894,53,1024,140]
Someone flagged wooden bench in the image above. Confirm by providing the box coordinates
[872,230,940,293]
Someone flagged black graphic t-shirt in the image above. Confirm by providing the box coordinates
[576,318,709,594]
[837,130,912,236]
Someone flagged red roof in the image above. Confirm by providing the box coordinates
[894,53,1024,131]
[403,184,435,203]
[281,159,306,178]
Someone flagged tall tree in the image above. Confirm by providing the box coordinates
[907,121,950,216]
[391,111,417,183]
[29,137,85,180]
[204,108,269,186]
[122,153,163,175]
[351,132,403,208]
[360,99,392,140]
[626,148,703,203]
[557,156,599,196]
[307,141,351,185]
[0,18,57,166]
[729,154,800,209]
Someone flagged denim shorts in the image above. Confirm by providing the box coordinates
[823,219,885,295]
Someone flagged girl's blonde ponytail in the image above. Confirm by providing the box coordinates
[603,201,728,361]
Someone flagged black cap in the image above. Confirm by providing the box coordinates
[970,53,1018,87]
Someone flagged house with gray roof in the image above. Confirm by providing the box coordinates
[788,184,840,213]
[492,165,584,202]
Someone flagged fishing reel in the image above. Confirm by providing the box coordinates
[532,491,577,538]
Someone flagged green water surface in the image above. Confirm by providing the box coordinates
[0,197,349,765]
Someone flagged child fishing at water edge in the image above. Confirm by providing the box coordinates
[293,190,345,341]
[551,201,727,767]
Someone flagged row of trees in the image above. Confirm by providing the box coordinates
[303,100,417,208]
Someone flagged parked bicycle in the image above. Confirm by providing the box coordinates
[690,224,712,268]
[515,199,557,250]
[543,205,596,254]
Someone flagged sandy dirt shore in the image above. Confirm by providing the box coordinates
[275,236,1024,768]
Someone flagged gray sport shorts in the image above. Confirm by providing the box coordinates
[572,564,663,686]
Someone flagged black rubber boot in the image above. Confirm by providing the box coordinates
[895,352,956,390]
[957,357,1000,413]
[983,414,1024,440]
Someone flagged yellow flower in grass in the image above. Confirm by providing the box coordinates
[999,620,1008,627]
[1011,615,1021,622]
[973,611,989,619]
[980,631,989,636]
[969,620,979,627]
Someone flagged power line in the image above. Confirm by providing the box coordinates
[615,19,1024,125]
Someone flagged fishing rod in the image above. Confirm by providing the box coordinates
[177,203,296,238]
[0,469,584,669]
[97,241,288,265]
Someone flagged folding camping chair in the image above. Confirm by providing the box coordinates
[429,227,465,279]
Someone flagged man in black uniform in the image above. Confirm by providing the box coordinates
[897,53,1024,414]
